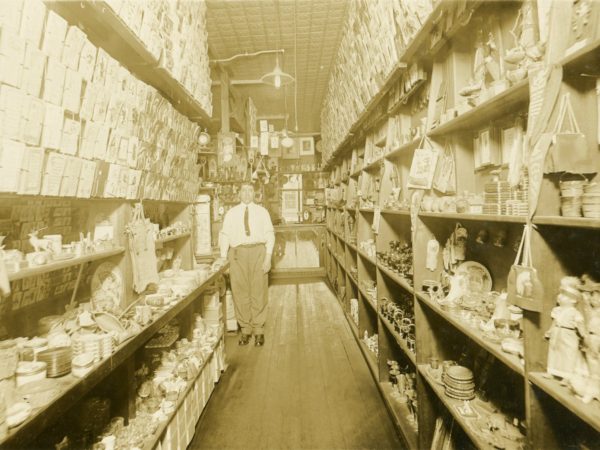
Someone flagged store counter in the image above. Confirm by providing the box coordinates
[272,223,326,277]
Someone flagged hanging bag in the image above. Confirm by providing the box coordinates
[507,224,544,312]
[127,203,159,293]
[408,137,439,190]
[433,140,456,194]
[548,92,591,173]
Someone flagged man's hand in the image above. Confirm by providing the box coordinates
[212,257,227,271]
[262,257,271,274]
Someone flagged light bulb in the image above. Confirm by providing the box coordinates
[275,74,281,89]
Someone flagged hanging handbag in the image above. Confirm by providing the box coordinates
[432,140,456,194]
[547,92,591,174]
[127,203,159,293]
[507,224,543,312]
[408,138,439,190]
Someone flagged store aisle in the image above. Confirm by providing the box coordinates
[190,281,404,450]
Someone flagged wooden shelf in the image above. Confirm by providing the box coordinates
[8,247,125,282]
[416,292,524,375]
[380,314,417,366]
[561,38,600,76]
[377,263,415,295]
[348,274,359,288]
[347,241,358,253]
[359,284,378,313]
[359,340,379,380]
[379,382,419,450]
[384,137,422,160]
[359,208,374,214]
[528,372,600,434]
[1,264,228,448]
[350,169,363,178]
[418,364,521,450]
[142,333,222,450]
[381,209,411,217]
[427,80,529,137]
[363,158,384,172]
[533,216,600,229]
[418,212,527,224]
[388,78,428,116]
[347,311,359,338]
[155,232,191,244]
[357,249,377,266]
[45,1,211,128]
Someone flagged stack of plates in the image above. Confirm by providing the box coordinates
[36,347,72,377]
[99,334,113,358]
[443,365,475,400]
[38,316,63,335]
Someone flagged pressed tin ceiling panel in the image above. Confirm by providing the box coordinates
[206,0,349,135]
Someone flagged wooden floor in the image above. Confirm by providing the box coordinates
[189,281,404,450]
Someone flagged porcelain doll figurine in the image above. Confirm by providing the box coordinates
[570,277,600,403]
[545,277,587,381]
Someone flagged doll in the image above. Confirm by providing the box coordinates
[545,277,587,381]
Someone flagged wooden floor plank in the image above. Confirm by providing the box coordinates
[190,281,403,450]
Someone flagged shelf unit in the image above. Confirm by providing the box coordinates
[0,1,224,447]
[45,1,212,128]
[2,264,229,448]
[324,1,600,447]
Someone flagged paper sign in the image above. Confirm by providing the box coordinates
[43,57,66,106]
[0,32,25,88]
[41,103,64,150]
[0,139,25,192]
[20,1,45,47]
[22,43,45,97]
[63,68,82,114]
[79,38,97,81]
[260,132,269,156]
[76,159,96,198]
[18,146,44,195]
[41,151,66,196]
[42,10,67,59]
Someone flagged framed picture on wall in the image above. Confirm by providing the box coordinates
[299,137,315,156]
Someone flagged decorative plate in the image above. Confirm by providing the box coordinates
[91,262,123,311]
[455,261,492,294]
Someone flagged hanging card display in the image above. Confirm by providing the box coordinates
[432,141,456,194]
[127,203,159,293]
[547,92,591,174]
[407,144,439,190]
[507,224,543,312]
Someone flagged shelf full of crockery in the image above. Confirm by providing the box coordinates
[7,247,125,282]
[415,291,524,376]
[1,263,229,448]
[418,364,525,450]
[379,314,417,366]
[528,372,600,434]
[427,79,529,138]
[379,382,419,450]
[45,0,212,127]
[141,331,224,450]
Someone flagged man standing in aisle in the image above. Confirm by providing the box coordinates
[218,182,274,346]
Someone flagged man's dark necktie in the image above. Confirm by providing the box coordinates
[244,206,250,236]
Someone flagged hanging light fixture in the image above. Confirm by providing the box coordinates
[211,49,294,89]
[260,52,294,89]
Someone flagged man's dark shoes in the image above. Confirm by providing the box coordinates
[254,334,265,346]
[239,333,251,345]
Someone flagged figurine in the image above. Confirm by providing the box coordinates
[545,277,587,381]
[28,229,53,254]
[459,24,501,97]
[569,276,600,403]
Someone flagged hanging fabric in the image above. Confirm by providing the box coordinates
[127,203,159,293]
[507,224,543,312]
[432,140,456,194]
[546,92,591,174]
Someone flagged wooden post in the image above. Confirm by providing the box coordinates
[220,68,230,133]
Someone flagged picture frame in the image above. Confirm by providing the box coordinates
[474,127,500,169]
[407,147,439,190]
[299,137,315,156]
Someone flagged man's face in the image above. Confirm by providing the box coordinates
[240,185,254,204]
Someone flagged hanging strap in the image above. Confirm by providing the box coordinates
[563,93,581,134]
[554,93,581,134]
[513,224,533,267]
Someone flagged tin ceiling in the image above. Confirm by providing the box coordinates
[206,0,349,135]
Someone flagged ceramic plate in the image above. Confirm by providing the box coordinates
[91,262,123,310]
[456,261,492,294]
